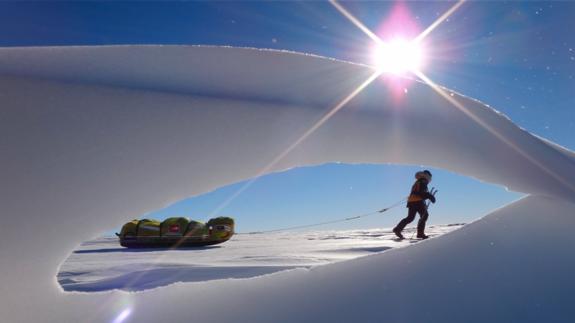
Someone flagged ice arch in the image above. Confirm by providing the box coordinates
[1,46,574,322]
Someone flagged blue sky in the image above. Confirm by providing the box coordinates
[142,164,522,233]
[2,1,572,232]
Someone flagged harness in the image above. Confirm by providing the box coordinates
[407,179,426,203]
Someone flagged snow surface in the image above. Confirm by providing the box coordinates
[1,46,575,322]
[59,225,463,292]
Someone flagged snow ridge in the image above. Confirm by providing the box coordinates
[1,46,574,322]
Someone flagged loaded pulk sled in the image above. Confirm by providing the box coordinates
[116,216,235,248]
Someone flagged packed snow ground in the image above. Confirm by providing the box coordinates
[59,224,463,292]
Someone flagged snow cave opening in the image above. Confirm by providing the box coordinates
[57,163,524,293]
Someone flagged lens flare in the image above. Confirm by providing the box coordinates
[112,308,132,323]
[373,38,424,75]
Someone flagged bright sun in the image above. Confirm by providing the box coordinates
[372,38,424,75]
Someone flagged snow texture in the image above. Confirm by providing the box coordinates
[1,46,575,322]
[59,225,462,292]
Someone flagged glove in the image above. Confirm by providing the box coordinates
[429,195,436,204]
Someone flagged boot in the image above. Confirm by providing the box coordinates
[393,228,404,239]
[416,233,429,239]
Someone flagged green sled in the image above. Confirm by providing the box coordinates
[116,216,234,248]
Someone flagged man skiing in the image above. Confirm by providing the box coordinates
[393,170,436,240]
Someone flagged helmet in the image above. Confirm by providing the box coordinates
[415,170,432,183]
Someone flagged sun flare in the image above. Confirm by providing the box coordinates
[372,39,424,75]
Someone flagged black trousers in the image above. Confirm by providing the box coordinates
[394,202,429,235]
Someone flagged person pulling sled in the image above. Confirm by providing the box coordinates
[393,170,437,240]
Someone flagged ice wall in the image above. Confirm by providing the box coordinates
[1,46,574,322]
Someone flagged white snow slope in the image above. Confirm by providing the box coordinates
[1,46,574,323]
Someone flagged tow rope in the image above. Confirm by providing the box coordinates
[239,197,407,235]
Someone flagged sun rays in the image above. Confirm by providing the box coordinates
[199,0,575,236]
[328,0,383,45]
[414,70,575,195]
[414,1,466,43]
[329,0,574,195]
[199,1,467,225]
[204,70,382,221]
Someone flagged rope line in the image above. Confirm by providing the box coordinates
[238,197,407,235]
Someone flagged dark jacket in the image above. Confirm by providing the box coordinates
[407,178,435,207]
